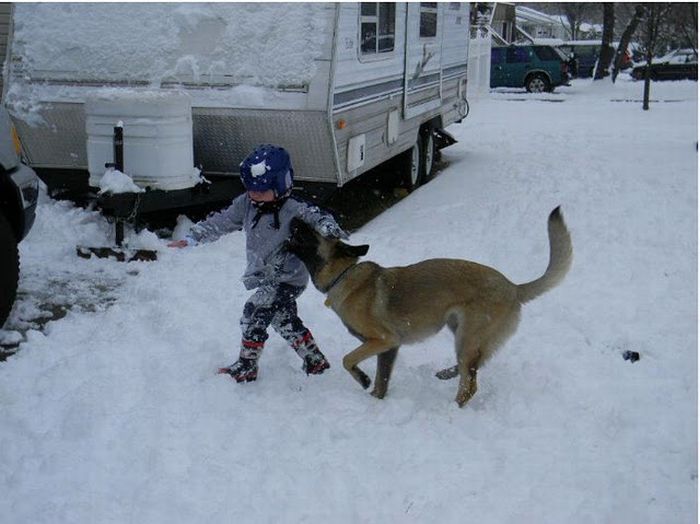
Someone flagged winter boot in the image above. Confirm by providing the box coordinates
[291,331,330,375]
[218,357,258,383]
[302,348,331,375]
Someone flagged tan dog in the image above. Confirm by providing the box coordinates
[287,207,572,407]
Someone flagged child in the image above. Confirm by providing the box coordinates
[169,144,347,382]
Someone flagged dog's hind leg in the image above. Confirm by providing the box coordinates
[451,311,485,407]
[455,347,482,407]
[343,338,399,391]
[371,347,399,399]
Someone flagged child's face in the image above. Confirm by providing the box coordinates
[248,189,276,203]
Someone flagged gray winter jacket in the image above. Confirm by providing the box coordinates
[188,193,345,290]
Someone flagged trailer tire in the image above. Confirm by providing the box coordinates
[398,135,423,192]
[421,127,437,182]
[0,212,20,327]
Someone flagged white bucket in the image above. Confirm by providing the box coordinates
[85,91,196,191]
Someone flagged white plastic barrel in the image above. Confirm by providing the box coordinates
[85,91,196,191]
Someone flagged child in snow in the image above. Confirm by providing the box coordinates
[168,144,347,383]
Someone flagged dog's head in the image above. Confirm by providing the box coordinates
[287,218,369,292]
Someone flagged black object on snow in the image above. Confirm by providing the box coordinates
[623,350,640,363]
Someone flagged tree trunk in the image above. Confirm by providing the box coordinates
[612,5,644,83]
[642,47,652,110]
[594,3,616,80]
[642,13,655,111]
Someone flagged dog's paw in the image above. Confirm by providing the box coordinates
[360,373,371,389]
[370,387,386,399]
[436,365,459,380]
[354,368,371,389]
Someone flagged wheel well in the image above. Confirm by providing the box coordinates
[421,116,442,134]
[0,175,23,242]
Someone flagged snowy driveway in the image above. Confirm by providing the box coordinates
[1,78,697,523]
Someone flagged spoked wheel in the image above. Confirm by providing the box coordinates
[526,73,550,93]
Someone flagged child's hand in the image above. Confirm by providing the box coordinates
[168,239,189,248]
[320,222,349,240]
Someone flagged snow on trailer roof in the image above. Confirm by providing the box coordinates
[11,3,328,89]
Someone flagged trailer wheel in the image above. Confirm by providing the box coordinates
[0,213,20,327]
[421,127,436,182]
[398,135,423,192]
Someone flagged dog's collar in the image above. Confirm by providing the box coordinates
[321,264,356,294]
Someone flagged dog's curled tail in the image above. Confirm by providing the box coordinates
[517,206,573,304]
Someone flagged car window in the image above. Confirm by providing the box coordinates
[506,47,531,63]
[534,46,558,62]
[669,51,697,64]
[491,47,505,64]
[667,53,687,64]
[552,46,569,61]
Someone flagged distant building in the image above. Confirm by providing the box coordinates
[484,3,603,46]
[515,5,567,40]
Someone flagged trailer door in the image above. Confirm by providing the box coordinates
[402,2,443,120]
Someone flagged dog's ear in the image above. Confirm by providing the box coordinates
[336,242,370,258]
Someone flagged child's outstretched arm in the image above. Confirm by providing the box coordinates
[292,198,348,239]
[169,193,247,248]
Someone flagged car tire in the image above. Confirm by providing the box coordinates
[398,135,423,192]
[526,73,550,93]
[0,212,19,327]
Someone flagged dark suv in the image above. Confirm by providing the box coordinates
[491,45,570,93]
[0,106,40,327]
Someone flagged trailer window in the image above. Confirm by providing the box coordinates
[360,3,396,55]
[420,2,437,38]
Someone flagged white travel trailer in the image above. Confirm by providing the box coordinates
[4,3,470,203]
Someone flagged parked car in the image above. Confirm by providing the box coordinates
[0,106,40,327]
[558,40,632,78]
[490,44,570,93]
[631,48,698,81]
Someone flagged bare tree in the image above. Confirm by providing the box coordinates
[671,3,698,54]
[637,3,674,110]
[612,4,644,83]
[559,3,595,40]
[594,3,616,79]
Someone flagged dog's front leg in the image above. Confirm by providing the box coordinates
[343,339,399,392]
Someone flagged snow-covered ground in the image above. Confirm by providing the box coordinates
[1,77,697,523]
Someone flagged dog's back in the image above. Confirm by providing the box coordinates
[374,259,517,344]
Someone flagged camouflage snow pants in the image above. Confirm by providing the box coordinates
[239,283,320,361]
